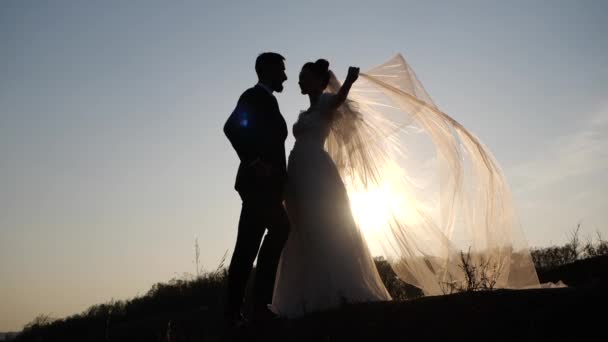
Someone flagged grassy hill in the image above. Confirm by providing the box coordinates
[7,232,608,342]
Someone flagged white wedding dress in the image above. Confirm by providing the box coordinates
[271,93,392,318]
[272,54,543,318]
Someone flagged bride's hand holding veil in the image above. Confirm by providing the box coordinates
[345,66,360,84]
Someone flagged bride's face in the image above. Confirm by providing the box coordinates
[298,68,322,95]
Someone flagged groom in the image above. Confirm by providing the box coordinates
[223,52,290,325]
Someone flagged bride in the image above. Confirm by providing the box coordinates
[272,55,541,317]
[272,60,392,317]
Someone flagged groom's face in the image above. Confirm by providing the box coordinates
[270,61,287,93]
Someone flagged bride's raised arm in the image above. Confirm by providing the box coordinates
[328,66,360,110]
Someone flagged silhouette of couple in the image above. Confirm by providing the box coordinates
[223,52,391,327]
[222,52,543,329]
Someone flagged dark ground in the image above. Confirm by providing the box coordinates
[172,286,607,342]
[11,255,608,342]
[134,256,608,341]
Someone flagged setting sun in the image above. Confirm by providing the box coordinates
[349,184,398,236]
[345,163,422,257]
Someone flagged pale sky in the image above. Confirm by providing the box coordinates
[1,0,607,332]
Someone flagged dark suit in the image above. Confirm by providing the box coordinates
[223,84,290,317]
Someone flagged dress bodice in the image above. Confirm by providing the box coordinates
[292,93,334,149]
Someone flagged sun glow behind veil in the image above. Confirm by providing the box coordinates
[325,54,540,295]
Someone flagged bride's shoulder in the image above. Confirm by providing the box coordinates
[320,92,338,105]
[319,92,340,111]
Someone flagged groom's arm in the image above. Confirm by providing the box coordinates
[223,91,262,166]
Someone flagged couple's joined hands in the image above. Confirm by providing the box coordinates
[250,159,273,178]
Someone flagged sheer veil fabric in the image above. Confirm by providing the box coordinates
[324,54,541,295]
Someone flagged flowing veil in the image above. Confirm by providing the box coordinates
[325,54,541,295]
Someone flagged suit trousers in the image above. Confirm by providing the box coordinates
[226,192,290,317]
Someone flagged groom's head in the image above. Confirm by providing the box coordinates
[256,52,287,93]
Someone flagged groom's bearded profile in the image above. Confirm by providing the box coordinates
[256,53,287,93]
[222,52,290,325]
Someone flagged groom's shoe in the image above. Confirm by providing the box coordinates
[223,311,249,330]
[252,305,281,325]
[221,315,250,342]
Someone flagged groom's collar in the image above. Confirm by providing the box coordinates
[256,82,274,96]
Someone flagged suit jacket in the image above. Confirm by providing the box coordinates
[224,85,288,198]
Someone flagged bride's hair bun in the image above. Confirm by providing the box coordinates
[302,58,331,89]
[308,59,330,89]
[314,59,330,73]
